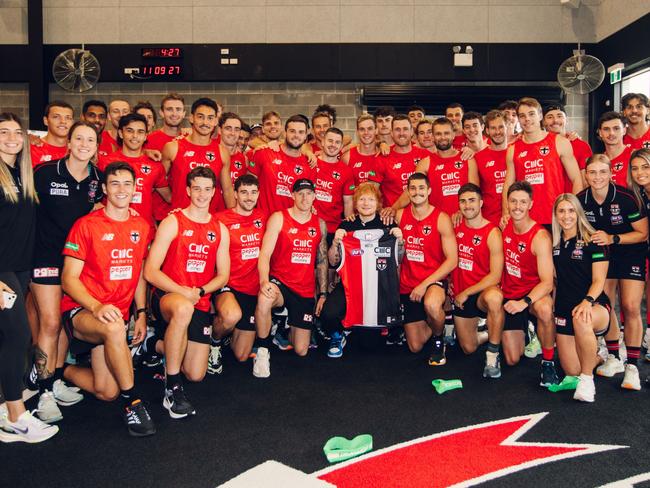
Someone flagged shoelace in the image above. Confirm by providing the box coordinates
[126,409,141,424]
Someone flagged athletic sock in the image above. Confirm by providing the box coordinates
[166,373,182,389]
[38,376,55,393]
[211,337,222,348]
[606,340,620,359]
[432,334,444,347]
[120,387,138,408]
[255,336,272,349]
[626,346,640,366]
[487,342,500,354]
[542,347,554,361]
[54,367,64,382]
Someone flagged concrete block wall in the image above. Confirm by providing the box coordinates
[0,83,30,127]
[49,81,366,136]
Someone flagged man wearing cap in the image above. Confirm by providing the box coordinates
[252,178,329,377]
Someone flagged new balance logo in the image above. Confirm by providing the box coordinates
[518,151,528,158]
[182,230,194,236]
[353,162,362,168]
[288,228,298,234]
[485,160,495,167]
[183,151,195,157]
[101,233,115,241]
[393,163,402,169]
[435,164,445,171]
[229,223,240,230]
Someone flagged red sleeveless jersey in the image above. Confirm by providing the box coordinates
[215,208,266,295]
[567,138,593,192]
[512,132,564,224]
[399,206,445,294]
[99,151,167,227]
[248,147,315,214]
[624,127,650,150]
[451,220,496,297]
[347,147,377,186]
[30,141,67,167]
[61,208,151,319]
[314,159,356,233]
[229,150,247,185]
[427,151,468,216]
[474,146,507,225]
[501,221,546,299]
[609,145,633,187]
[99,131,117,158]
[370,146,430,207]
[270,210,322,297]
[170,137,225,213]
[146,129,176,152]
[452,134,467,151]
[160,211,222,312]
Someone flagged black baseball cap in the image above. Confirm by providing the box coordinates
[292,178,315,192]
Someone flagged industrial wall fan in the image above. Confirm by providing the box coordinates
[557,47,605,95]
[52,47,100,92]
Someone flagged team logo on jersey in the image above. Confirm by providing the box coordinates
[539,146,550,156]
[454,161,463,169]
[207,231,216,242]
[414,158,422,165]
[294,166,304,175]
[505,236,512,243]
[575,240,584,249]
[141,165,151,174]
[457,231,464,238]
[613,162,624,172]
[472,235,482,246]
[518,151,528,158]
[253,219,263,229]
[88,180,99,200]
[376,258,387,271]
[234,161,242,169]
[229,223,240,230]
[288,228,298,234]
[404,224,413,231]
[353,162,363,168]
[183,229,194,236]
[184,151,195,157]
[393,163,402,170]
[610,204,620,215]
[272,159,283,165]
[205,151,216,162]
[351,248,364,256]
[422,225,432,235]
[643,141,650,149]
[632,266,640,274]
[435,164,445,171]
[303,313,313,323]
[485,160,495,167]
[333,171,341,180]
[307,227,317,237]
[101,233,115,241]
[517,242,526,253]
[130,231,140,243]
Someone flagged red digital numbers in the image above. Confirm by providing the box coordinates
[140,65,182,76]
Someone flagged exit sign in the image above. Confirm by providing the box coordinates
[608,63,624,85]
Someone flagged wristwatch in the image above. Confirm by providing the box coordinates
[584,295,595,305]
[198,287,206,297]
[522,296,533,305]
[612,234,621,245]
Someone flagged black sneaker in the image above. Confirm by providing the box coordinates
[163,384,196,419]
[142,352,163,368]
[428,338,446,366]
[123,400,156,437]
[540,360,559,387]
[386,327,405,346]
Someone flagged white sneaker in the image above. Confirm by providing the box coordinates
[524,334,541,358]
[253,347,270,378]
[36,391,63,423]
[597,337,608,364]
[643,328,650,350]
[53,379,83,406]
[573,375,595,402]
[621,364,641,391]
[207,344,223,375]
[0,410,59,443]
[619,338,627,362]
[596,354,625,377]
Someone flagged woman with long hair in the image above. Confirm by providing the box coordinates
[0,112,58,442]
[551,193,610,402]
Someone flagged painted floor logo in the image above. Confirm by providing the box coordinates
[220,412,626,488]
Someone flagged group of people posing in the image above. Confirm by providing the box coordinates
[0,90,649,443]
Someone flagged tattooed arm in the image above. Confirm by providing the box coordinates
[315,219,329,316]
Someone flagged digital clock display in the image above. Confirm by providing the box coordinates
[140,65,183,76]
[141,47,183,58]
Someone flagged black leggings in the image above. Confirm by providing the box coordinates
[0,271,31,402]
[320,283,346,336]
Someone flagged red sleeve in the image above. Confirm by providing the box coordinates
[62,218,90,261]
[369,157,385,183]
[247,149,263,176]
[153,163,168,188]
[342,167,355,195]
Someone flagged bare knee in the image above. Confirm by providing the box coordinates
[483,289,503,311]
[460,342,477,355]
[406,337,424,354]
[95,385,120,402]
[103,320,126,342]
[173,302,195,324]
[235,351,249,362]
[39,315,62,338]
[221,308,242,329]
[184,369,206,383]
[533,303,553,324]
[294,345,309,357]
[621,300,640,318]
[504,353,520,366]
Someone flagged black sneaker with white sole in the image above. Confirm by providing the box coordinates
[123,400,156,437]
[163,384,196,419]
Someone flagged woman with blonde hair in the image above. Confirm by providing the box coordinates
[551,193,610,402]
[0,112,58,442]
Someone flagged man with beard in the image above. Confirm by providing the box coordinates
[81,100,108,135]
[218,112,247,185]
[622,93,650,150]
[445,103,466,150]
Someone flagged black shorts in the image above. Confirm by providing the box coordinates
[555,299,611,337]
[62,306,130,355]
[31,264,62,285]
[151,289,212,345]
[607,250,646,281]
[214,286,257,332]
[503,297,529,332]
[401,282,445,324]
[453,293,487,319]
[270,277,315,330]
